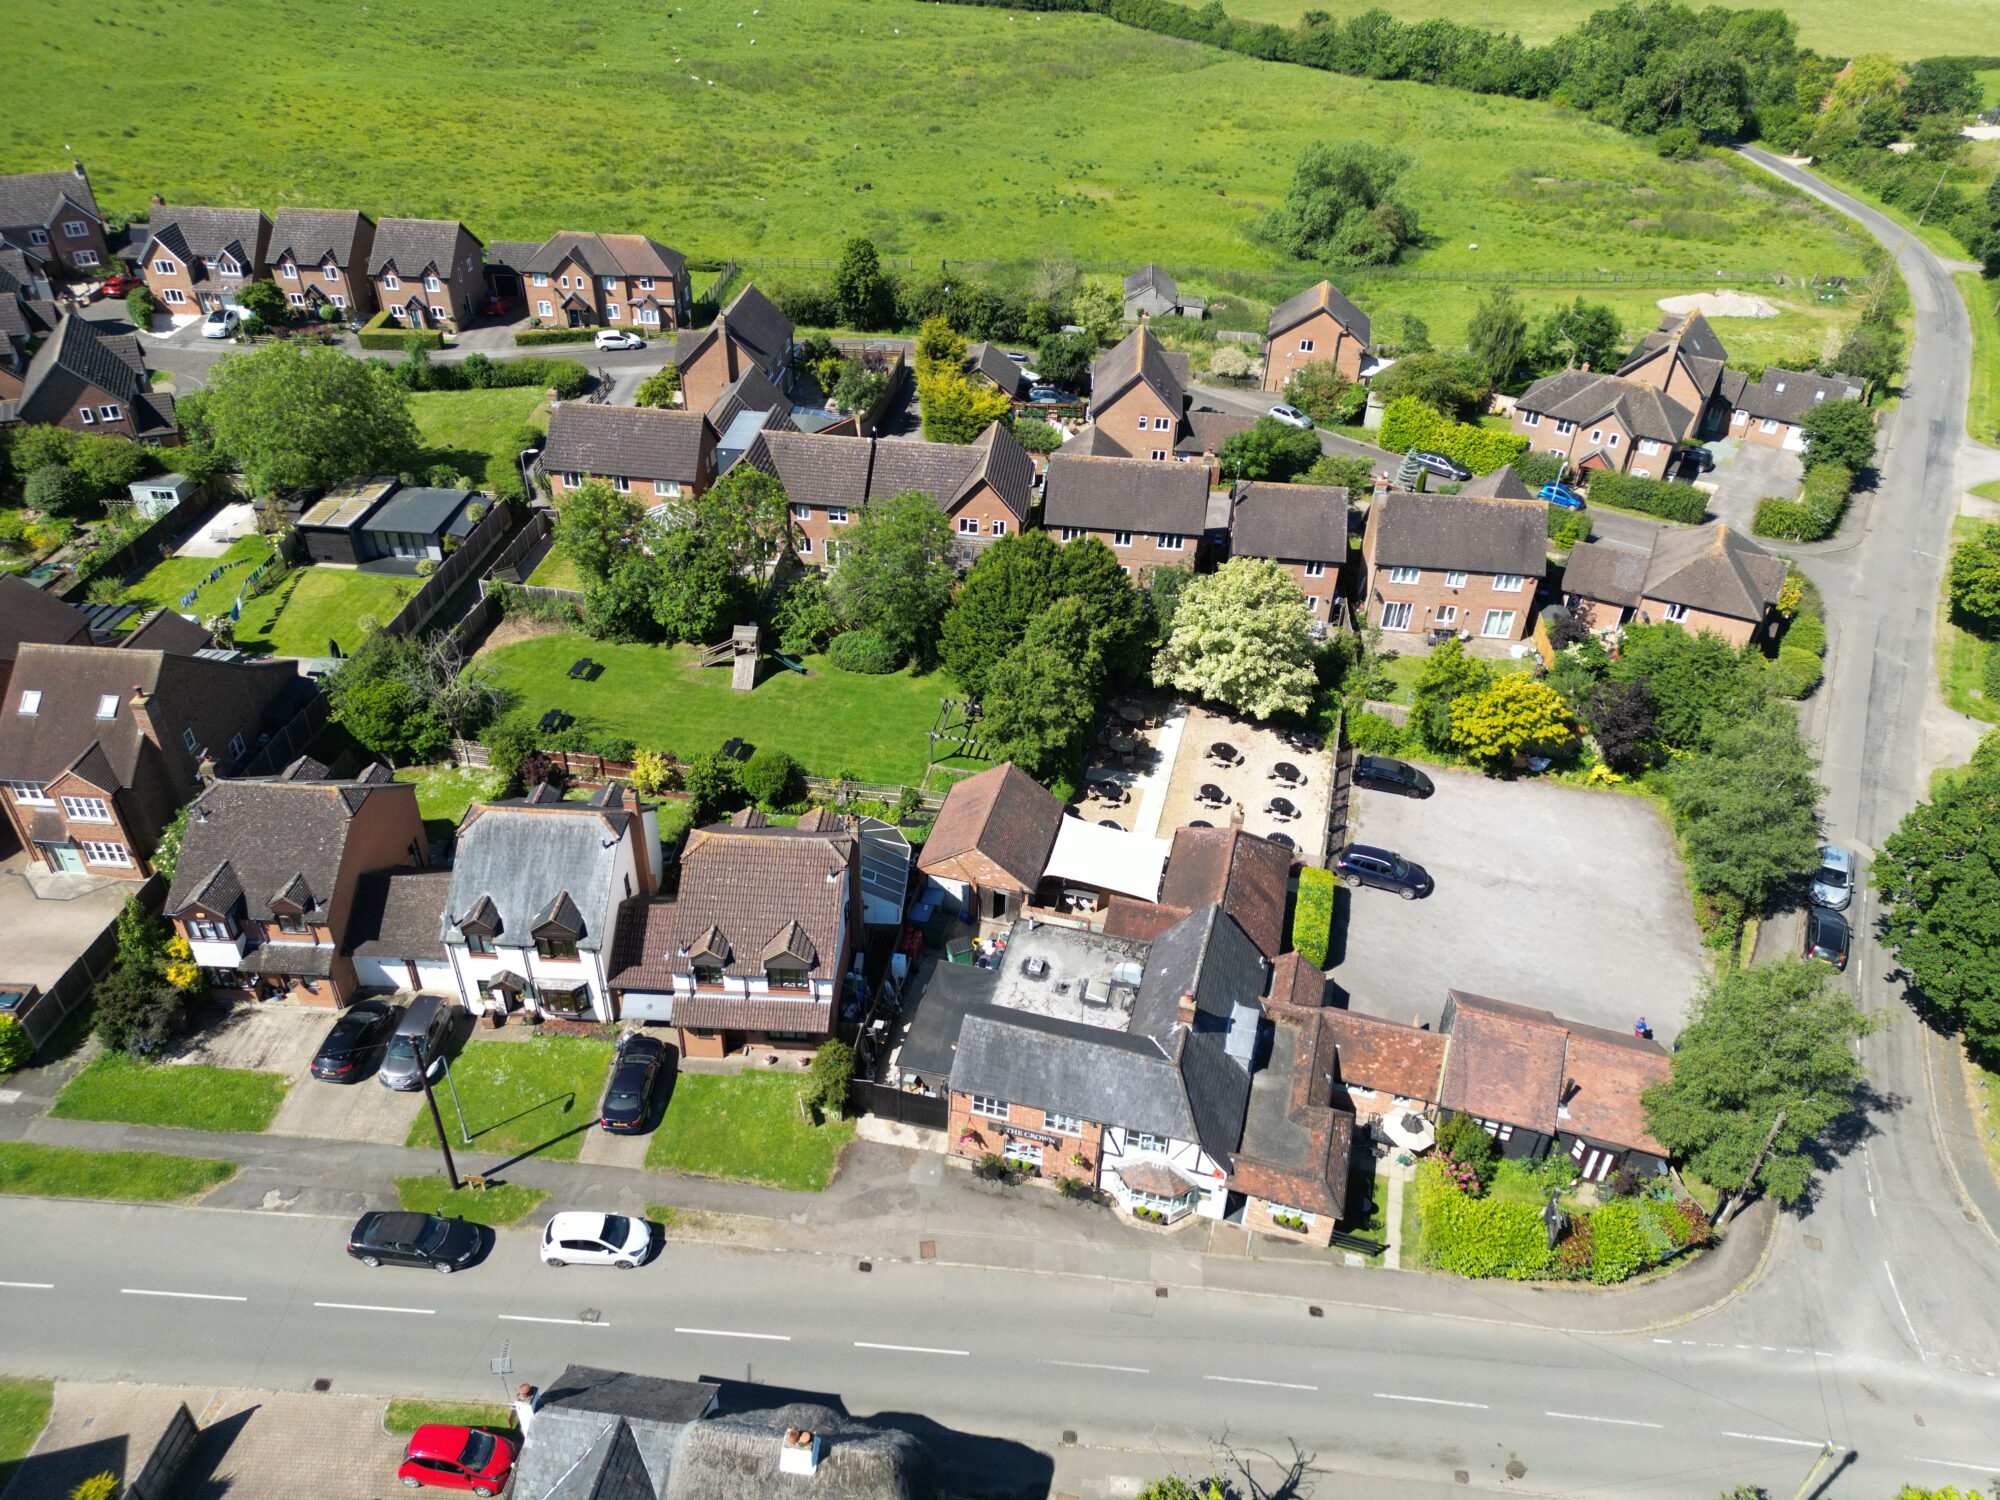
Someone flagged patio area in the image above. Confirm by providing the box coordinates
[1070,695,1186,838]
[1157,705,1335,865]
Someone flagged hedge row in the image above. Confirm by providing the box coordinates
[1377,397,1529,477]
[357,311,444,351]
[1292,867,1335,968]
[1415,1160,1712,1284]
[514,328,600,347]
[1583,470,1706,525]
[1767,568,1827,701]
[1752,463,1853,543]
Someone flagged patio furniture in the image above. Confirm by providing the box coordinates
[1198,783,1227,806]
[1092,781,1125,805]
[1265,796,1299,821]
[1098,819,1122,829]
[1266,831,1296,851]
[567,657,600,681]
[1108,734,1137,756]
[1271,760,1304,786]
[536,708,570,733]
[720,736,750,760]
[1208,741,1239,765]
[1117,703,1146,725]
[1187,819,1213,829]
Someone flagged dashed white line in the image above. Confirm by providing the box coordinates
[1906,1457,2000,1475]
[1374,1393,1488,1409]
[1883,1262,1924,1356]
[1546,1411,1664,1430]
[1721,1431,1825,1449]
[312,1301,434,1316]
[121,1288,246,1302]
[1652,1337,1673,1344]
[501,1314,611,1328]
[674,1326,788,1341]
[0,1281,53,1290]
[853,1342,968,1357]
[1042,1359,1149,1374]
[1208,1376,1319,1392]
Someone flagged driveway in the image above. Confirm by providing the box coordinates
[1329,768,1706,1043]
[1695,435,1802,532]
[259,999,449,1144]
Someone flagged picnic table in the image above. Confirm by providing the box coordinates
[567,657,600,681]
[1198,783,1228,806]
[537,708,570,733]
[1271,760,1303,786]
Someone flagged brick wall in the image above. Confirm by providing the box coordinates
[1242,1193,1336,1247]
[1261,310,1362,392]
[947,1094,1103,1186]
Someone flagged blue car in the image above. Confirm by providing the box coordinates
[1539,483,1586,511]
[1028,386,1071,404]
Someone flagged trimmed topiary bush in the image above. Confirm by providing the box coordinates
[827,630,901,675]
[1292,867,1335,968]
[513,327,600,346]
[742,746,802,807]
[1583,1199,1649,1284]
[1767,645,1824,699]
[358,310,442,351]
[1782,611,1826,658]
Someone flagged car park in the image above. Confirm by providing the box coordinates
[1810,845,1854,911]
[1802,907,1850,970]
[1268,403,1314,429]
[310,998,401,1083]
[199,308,241,339]
[1351,755,1434,799]
[1334,843,1433,899]
[397,1422,516,1495]
[347,1210,481,1272]
[540,1210,652,1268]
[378,994,452,1092]
[1410,450,1472,482]
[1539,483,1586,511]
[598,1031,668,1133]
[594,328,644,350]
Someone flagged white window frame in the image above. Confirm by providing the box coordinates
[78,408,95,425]
[1434,605,1457,625]
[1388,566,1421,585]
[827,507,848,525]
[1492,573,1526,593]
[27,228,47,246]
[532,273,549,288]
[323,263,340,282]
[186,918,233,942]
[281,261,298,280]
[1298,338,1315,353]
[1663,602,1689,623]
[161,288,185,306]
[796,535,813,555]
[655,480,681,499]
[227,733,246,760]
[1137,415,1149,431]
[3,781,51,805]
[1113,531,1133,548]
[1150,449,1168,462]
[1445,570,1468,588]
[1043,1110,1082,1135]
[1589,428,1603,444]
[81,841,132,868]
[1607,433,1620,448]
[1060,527,1082,542]
[330,293,347,309]
[72,250,99,268]
[63,220,89,239]
[605,305,621,323]
[152,258,175,275]
[1153,417,1171,432]
[182,727,199,754]
[1521,410,1540,427]
[1003,1139,1043,1169]
[288,291,307,307]
[1479,1118,1515,1143]
[957,517,979,535]
[423,274,439,292]
[537,299,553,318]
[990,519,1007,537]
[1380,600,1414,632]
[1130,1131,1170,1154]
[61,795,113,823]
[383,273,400,291]
[613,476,631,494]
[1303,560,1325,578]
[637,276,654,291]
[1555,419,1575,436]
[1156,533,1185,552]
[970,1095,1008,1121]
[791,503,811,521]
[1481,609,1517,639]
[601,276,618,291]
[1760,419,1780,434]
[1637,438,1661,455]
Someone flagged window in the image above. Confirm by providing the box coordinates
[152,259,175,274]
[219,257,238,275]
[1304,561,1325,578]
[1156,533,1185,551]
[1304,594,1320,613]
[1149,450,1168,462]
[1113,531,1133,548]
[970,1095,1008,1121]
[791,503,811,520]
[827,507,848,525]
[638,307,659,326]
[3,781,51,805]
[1137,415,1149,431]
[605,306,621,323]
[1298,338,1315,353]
[796,536,813,555]
[1606,433,1620,448]
[1733,410,1748,424]
[187,919,233,942]
[958,517,980,535]
[281,262,298,280]
[1388,566,1421,585]
[558,275,570,289]
[95,694,119,720]
[227,733,246,760]
[1380,600,1414,631]
[1153,417,1171,432]
[27,228,47,245]
[81,841,132,868]
[1003,1139,1043,1170]
[160,287,185,306]
[1265,1201,1316,1225]
[1130,1131,1169,1153]
[430,305,446,322]
[1760,419,1780,434]
[182,727,199,754]
[383,274,400,291]
[78,408,95,425]
[287,290,308,307]
[990,519,1007,537]
[1492,573,1526,593]
[1060,527,1082,542]
[1773,382,1786,394]
[824,539,839,564]
[72,250,98,268]
[61,796,112,823]
[62,220,88,239]
[1445,570,1468,588]
[323,264,340,282]
[613,476,631,493]
[1588,428,1603,444]
[638,277,654,290]
[274,912,306,934]
[1813,391,1826,402]
[465,933,496,955]
[601,276,618,291]
[537,937,578,960]
[330,294,346,309]
[1521,410,1540,427]
[1663,602,1689,623]
[18,691,42,716]
[1637,438,1661,455]
[1044,1110,1082,1135]
[1479,1118,1515,1143]
[1481,609,1517,638]
[655,481,680,499]
[1434,604,1457,625]
[1555,419,1575,436]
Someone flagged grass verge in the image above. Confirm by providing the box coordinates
[405,1036,611,1163]
[0,1142,237,1202]
[0,1378,54,1494]
[52,1053,289,1133]
[646,1073,854,1191]
[394,1174,547,1226]
[1937,517,1999,725]
[384,1399,520,1443]
[1970,1058,2000,1192]
[1960,273,2000,451]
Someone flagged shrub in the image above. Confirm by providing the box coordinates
[25,463,88,516]
[1343,708,1408,753]
[1434,1113,1499,1192]
[1509,449,1565,490]
[1753,464,1853,542]
[1583,1200,1650,1284]
[0,1014,33,1072]
[513,327,600,346]
[483,720,538,788]
[1377,397,1527,476]
[358,311,442,351]
[1010,416,1063,454]
[1651,1195,1713,1249]
[682,750,746,823]
[1783,611,1826,658]
[1985,641,2000,705]
[1292,867,1335,967]
[1584,470,1706,524]
[501,357,591,399]
[742,746,802,807]
[629,748,680,795]
[1413,1160,1554,1279]
[70,1474,121,1500]
[827,630,901,674]
[802,1038,855,1119]
[415,558,438,577]
[1753,496,1820,540]
[1547,507,1587,552]
[1766,645,1823,699]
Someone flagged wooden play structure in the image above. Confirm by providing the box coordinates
[927,697,992,766]
[698,622,764,691]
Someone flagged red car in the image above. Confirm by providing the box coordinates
[398,1424,515,1495]
[481,293,513,316]
[97,273,140,296]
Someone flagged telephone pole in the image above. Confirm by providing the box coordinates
[413,1035,460,1190]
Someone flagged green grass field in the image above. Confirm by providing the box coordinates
[384,1400,519,1443]
[1960,273,2000,451]
[1376,651,1534,705]
[526,540,586,592]
[411,388,548,489]
[1938,516,1999,725]
[118,536,418,655]
[406,1036,611,1163]
[645,1073,854,1191]
[51,1054,289,1133]
[0,1141,238,1202]
[117,534,275,622]
[394,1174,547,1226]
[0,0,1866,281]
[478,631,951,783]
[0,1378,53,1495]
[394,764,506,842]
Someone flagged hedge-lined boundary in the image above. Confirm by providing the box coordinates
[1753,463,1854,542]
[1292,867,1334,967]
[358,311,444,351]
[514,328,600,347]
[1584,469,1707,525]
[1378,397,1528,477]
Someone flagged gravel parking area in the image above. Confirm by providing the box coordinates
[1330,768,1706,1044]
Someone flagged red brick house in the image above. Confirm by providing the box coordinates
[1042,453,1211,578]
[1321,1007,1447,1127]
[673,285,795,416]
[1510,371,1692,481]
[0,640,302,882]
[918,763,1064,934]
[0,250,60,403]
[366,218,485,329]
[1087,325,1189,461]
[1562,523,1787,649]
[266,208,377,321]
[0,164,111,278]
[520,232,690,332]
[1360,489,1547,643]
[1616,310,1731,435]
[6,313,177,443]
[1726,367,1866,452]
[541,403,718,506]
[163,758,427,1007]
[1226,480,1350,619]
[139,202,272,316]
[1261,280,1370,392]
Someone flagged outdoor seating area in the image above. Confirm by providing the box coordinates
[1156,705,1334,864]
[537,708,573,733]
[566,656,602,681]
[1071,697,1185,836]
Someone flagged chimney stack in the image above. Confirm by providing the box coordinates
[1578,361,1591,374]
[779,1427,821,1477]
[72,160,87,179]
[149,193,164,211]
[1175,989,1198,1030]
[128,686,165,757]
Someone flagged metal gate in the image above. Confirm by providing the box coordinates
[849,1080,949,1130]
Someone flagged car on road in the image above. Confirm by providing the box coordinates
[347,1210,481,1273]
[378,993,452,1092]
[310,998,401,1083]
[1682,446,1716,473]
[1539,483,1586,511]
[594,328,644,350]
[1005,349,1030,363]
[597,1031,668,1133]
[1028,386,1071,404]
[480,293,513,317]
[1409,450,1472,482]
[1351,755,1434,799]
[97,273,140,297]
[1268,403,1314,430]
[1810,845,1854,911]
[1334,843,1433,899]
[199,308,241,340]
[1802,906,1850,970]
[397,1422,516,1495]
[541,1210,652,1269]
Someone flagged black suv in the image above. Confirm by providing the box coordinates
[310,999,400,1083]
[1802,907,1850,971]
[347,1211,482,1272]
[1334,843,1433,899]
[1352,755,1434,800]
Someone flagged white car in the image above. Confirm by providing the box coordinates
[540,1210,651,1269]
[594,328,645,351]
[199,308,241,340]
[1268,403,1313,429]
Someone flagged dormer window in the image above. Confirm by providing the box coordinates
[18,691,41,716]
[187,917,234,942]
[768,968,809,992]
[466,932,496,955]
[95,694,119,720]
[282,262,298,280]
[693,963,724,987]
[537,936,578,960]
[219,257,238,275]
[323,262,340,281]
[275,912,306,934]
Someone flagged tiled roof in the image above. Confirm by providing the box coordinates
[1231,1004,1352,1216]
[704,368,794,434]
[1369,490,1547,577]
[918,763,1063,894]
[443,800,635,956]
[521,231,686,280]
[1626,308,1728,367]
[743,425,1033,522]
[1175,408,1253,458]
[964,341,1026,399]
[1154,825,1293,961]
[1730,367,1866,426]
[267,208,373,269]
[1323,1008,1447,1101]
[743,429,874,512]
[692,284,792,369]
[17,314,176,436]
[1560,1023,1670,1156]
[1519,370,1694,444]
[1266,279,1370,345]
[1438,990,1569,1134]
[0,576,88,662]
[1124,264,1177,298]
[367,217,478,277]
[481,239,540,275]
[145,206,270,276]
[1459,465,1535,500]
[1090,325,1187,412]
[0,167,102,230]
[1560,538,1653,608]
[344,869,453,961]
[1228,480,1348,565]
[542,403,714,485]
[1042,454,1210,536]
[1639,523,1787,622]
[1117,1160,1197,1197]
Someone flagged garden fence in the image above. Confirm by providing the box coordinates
[59,482,223,603]
[20,875,163,1050]
[483,507,553,584]
[803,775,945,814]
[381,500,515,639]
[238,686,330,779]
[849,1079,949,1130]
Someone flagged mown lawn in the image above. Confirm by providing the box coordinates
[411,388,548,489]
[117,534,274,622]
[526,538,585,591]
[51,1053,289,1133]
[1972,1059,2000,1193]
[394,1174,547,1226]
[0,1142,238,1202]
[646,1073,854,1191]
[119,541,417,656]
[1961,273,2000,451]
[384,1399,519,1444]
[1937,517,1999,726]
[477,631,950,784]
[1375,651,1534,706]
[405,1036,611,1163]
[394,764,506,842]
[0,1378,53,1495]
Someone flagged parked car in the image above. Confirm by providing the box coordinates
[310,998,401,1083]
[598,1032,668,1133]
[199,308,240,340]
[347,1211,481,1273]
[1810,845,1854,911]
[480,292,513,316]
[1351,755,1434,799]
[1334,843,1433,899]
[595,328,644,350]
[397,1423,516,1495]
[1682,446,1716,473]
[1005,349,1030,363]
[1028,386,1071,404]
[541,1210,652,1269]
[1268,403,1314,430]
[1410,451,1471,482]
[1539,483,1586,511]
[1802,907,1850,970]
[98,273,140,297]
[378,993,452,1092]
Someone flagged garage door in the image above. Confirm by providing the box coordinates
[412,961,456,994]
[1782,425,1806,453]
[620,991,675,1022]
[352,957,405,991]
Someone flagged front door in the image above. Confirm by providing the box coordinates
[566,307,583,328]
[40,842,85,874]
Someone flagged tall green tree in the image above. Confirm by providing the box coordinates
[1874,732,2000,1055]
[1946,521,2000,632]
[981,599,1104,780]
[1367,351,1487,420]
[1642,959,1872,1212]
[1155,559,1317,719]
[941,531,1064,696]
[1216,417,1322,483]
[1466,287,1528,388]
[1034,330,1095,392]
[649,523,748,644]
[202,341,418,494]
[1409,639,1491,752]
[698,464,790,584]
[1259,142,1419,266]
[1797,398,1876,473]
[1667,703,1823,912]
[235,278,290,328]
[830,491,956,668]
[1448,673,1572,767]
[1054,534,1153,679]
[556,479,646,587]
[1526,297,1624,375]
[771,568,845,657]
[1608,623,1768,751]
[913,315,967,378]
[832,236,894,330]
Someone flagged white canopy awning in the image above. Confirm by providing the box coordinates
[1041,816,1169,903]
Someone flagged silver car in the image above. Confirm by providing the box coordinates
[1810,845,1853,911]
[378,993,452,1091]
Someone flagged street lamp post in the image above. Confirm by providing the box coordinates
[412,1034,460,1190]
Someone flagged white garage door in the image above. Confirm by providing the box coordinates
[620,991,675,1022]
[412,961,457,994]
[1781,425,1806,453]
[351,956,406,991]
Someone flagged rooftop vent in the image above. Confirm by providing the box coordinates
[1082,979,1112,1008]
[1021,957,1051,981]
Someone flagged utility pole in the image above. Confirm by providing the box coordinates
[1915,164,1949,227]
[1787,1442,1842,1499]
[413,1034,460,1190]
[1720,1107,1787,1226]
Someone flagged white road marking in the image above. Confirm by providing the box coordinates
[1042,1359,1149,1374]
[501,1314,611,1328]
[1652,1337,1673,1344]
[312,1301,434,1315]
[1721,1431,1825,1448]
[0,1281,53,1290]
[1546,1411,1665,1430]
[121,1288,246,1302]
[1883,1261,1924,1356]
[673,1326,788,1341]
[1907,1457,2000,1475]
[853,1341,968,1357]
[1374,1393,1488,1409]
[1208,1376,1319,1392]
